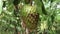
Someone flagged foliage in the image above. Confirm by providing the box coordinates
[0,0,60,34]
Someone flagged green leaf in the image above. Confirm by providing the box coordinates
[0,0,3,14]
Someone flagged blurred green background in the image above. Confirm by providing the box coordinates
[0,0,60,34]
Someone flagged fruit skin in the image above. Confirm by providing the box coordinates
[20,4,39,32]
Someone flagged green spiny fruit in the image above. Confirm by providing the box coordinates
[20,4,39,30]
